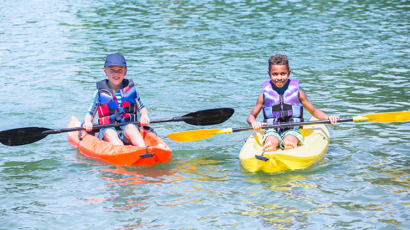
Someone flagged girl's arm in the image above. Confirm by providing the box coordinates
[299,89,338,124]
[247,92,265,131]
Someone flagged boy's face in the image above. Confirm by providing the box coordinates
[268,65,291,89]
[104,66,127,85]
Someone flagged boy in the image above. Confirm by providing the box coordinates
[247,54,338,151]
[83,53,149,147]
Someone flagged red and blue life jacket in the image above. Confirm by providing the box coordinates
[262,79,304,134]
[96,79,138,125]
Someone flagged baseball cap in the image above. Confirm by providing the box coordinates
[104,53,127,67]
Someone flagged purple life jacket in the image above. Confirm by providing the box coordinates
[262,79,304,134]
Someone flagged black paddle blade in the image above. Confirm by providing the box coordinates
[183,108,234,126]
[0,127,51,146]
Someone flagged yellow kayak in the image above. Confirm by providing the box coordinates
[239,118,330,173]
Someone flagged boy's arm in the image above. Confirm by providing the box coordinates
[83,91,98,131]
[299,89,338,124]
[139,108,150,126]
[247,92,264,131]
[83,114,94,131]
[135,90,149,126]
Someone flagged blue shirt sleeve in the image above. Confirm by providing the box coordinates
[86,90,99,117]
[135,90,145,112]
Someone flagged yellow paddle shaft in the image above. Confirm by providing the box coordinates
[353,116,369,122]
[166,111,410,142]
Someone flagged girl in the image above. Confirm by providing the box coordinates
[247,54,338,151]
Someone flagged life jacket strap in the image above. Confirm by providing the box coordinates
[79,123,85,141]
[272,110,293,118]
[113,109,122,122]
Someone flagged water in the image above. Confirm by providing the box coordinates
[1,0,410,229]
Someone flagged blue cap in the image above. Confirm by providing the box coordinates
[104,53,127,67]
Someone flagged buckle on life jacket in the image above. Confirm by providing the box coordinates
[272,110,293,118]
[113,109,122,122]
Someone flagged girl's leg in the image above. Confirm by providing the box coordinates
[124,124,146,147]
[282,134,299,150]
[104,129,124,146]
[262,135,280,152]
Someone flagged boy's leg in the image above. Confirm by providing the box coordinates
[124,124,146,147]
[104,129,124,146]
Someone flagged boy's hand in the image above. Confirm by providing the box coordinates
[140,115,150,126]
[327,116,339,126]
[83,121,93,131]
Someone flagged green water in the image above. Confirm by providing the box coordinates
[1,0,410,229]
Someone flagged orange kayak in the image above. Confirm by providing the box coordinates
[67,116,172,166]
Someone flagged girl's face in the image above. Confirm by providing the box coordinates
[268,64,290,89]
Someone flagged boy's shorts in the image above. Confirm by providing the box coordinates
[98,124,140,140]
[262,129,304,148]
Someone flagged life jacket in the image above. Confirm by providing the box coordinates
[96,79,138,125]
[262,79,304,134]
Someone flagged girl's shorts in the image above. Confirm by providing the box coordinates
[98,124,140,140]
[262,129,304,148]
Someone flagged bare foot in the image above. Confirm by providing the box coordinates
[283,141,297,150]
[262,142,277,152]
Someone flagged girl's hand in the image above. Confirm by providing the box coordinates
[83,121,93,131]
[140,115,150,126]
[251,121,263,131]
[327,116,339,126]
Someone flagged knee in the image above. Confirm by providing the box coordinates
[124,124,139,133]
[124,125,141,138]
[104,129,117,137]
[266,135,279,144]
[104,129,121,142]
[283,134,298,143]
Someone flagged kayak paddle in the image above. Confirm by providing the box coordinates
[0,108,234,146]
[166,110,410,142]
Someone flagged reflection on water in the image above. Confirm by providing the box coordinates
[364,164,410,191]
[75,152,232,212]
[227,200,328,229]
